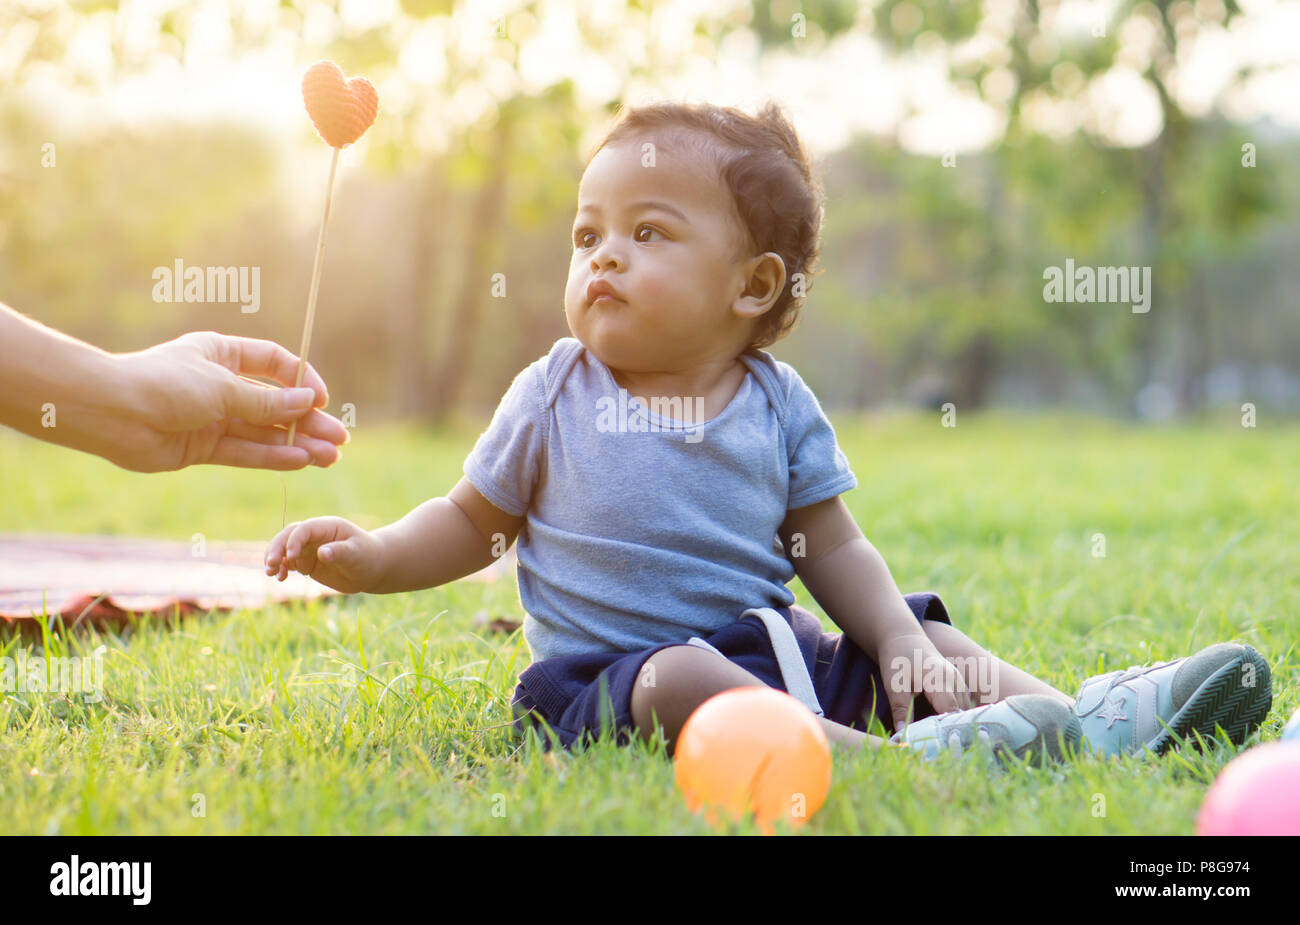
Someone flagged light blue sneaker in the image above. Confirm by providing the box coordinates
[1282,707,1300,744]
[890,694,1082,766]
[1073,643,1272,758]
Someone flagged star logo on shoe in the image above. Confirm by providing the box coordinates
[1097,692,1128,729]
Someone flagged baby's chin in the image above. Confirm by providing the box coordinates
[572,332,634,371]
[568,325,658,374]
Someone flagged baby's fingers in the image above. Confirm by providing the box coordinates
[925,663,972,714]
[264,522,300,574]
[318,539,358,569]
[284,521,327,576]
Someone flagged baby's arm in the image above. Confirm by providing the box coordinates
[778,497,972,725]
[778,497,925,656]
[370,477,524,592]
[265,477,524,594]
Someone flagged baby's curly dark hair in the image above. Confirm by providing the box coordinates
[589,100,824,350]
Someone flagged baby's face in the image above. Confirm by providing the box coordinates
[565,137,756,375]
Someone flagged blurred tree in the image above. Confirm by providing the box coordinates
[867,0,1281,413]
[1,0,1293,422]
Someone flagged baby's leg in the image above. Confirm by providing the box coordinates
[629,645,886,753]
[922,621,1073,707]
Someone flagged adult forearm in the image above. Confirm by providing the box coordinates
[796,537,927,657]
[0,302,143,457]
[369,496,503,594]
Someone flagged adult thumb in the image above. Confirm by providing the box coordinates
[230,382,316,426]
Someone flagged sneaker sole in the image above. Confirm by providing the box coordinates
[1147,646,1272,756]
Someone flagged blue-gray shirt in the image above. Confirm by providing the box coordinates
[463,337,857,661]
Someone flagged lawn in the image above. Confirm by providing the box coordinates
[0,411,1295,834]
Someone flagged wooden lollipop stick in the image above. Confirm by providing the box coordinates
[287,145,340,447]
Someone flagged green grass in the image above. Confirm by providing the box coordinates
[0,411,1295,834]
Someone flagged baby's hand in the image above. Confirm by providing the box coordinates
[876,632,974,735]
[264,516,383,594]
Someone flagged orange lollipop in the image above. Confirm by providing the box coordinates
[302,60,378,148]
[674,687,832,834]
[286,61,379,447]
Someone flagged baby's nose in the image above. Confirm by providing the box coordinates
[590,242,624,272]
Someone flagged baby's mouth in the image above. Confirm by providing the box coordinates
[587,278,625,306]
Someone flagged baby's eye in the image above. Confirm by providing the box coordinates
[574,229,598,249]
[635,224,664,243]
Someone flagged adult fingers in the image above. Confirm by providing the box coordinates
[224,419,342,467]
[209,436,313,471]
[276,407,348,445]
[224,377,317,429]
[226,380,349,446]
[206,334,330,407]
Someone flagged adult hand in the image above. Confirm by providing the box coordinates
[109,331,349,472]
[1,303,349,472]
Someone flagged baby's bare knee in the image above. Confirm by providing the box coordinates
[629,645,766,750]
[629,646,695,729]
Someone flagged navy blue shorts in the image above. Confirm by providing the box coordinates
[510,591,952,750]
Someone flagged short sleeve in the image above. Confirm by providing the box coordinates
[463,359,548,517]
[783,367,857,510]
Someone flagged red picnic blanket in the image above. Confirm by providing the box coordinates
[0,533,514,631]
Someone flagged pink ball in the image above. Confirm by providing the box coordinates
[1197,743,1300,836]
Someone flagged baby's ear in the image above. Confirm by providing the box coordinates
[733,252,787,319]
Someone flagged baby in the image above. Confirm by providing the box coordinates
[265,101,1271,763]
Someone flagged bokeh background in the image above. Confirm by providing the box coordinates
[1,2,1298,839]
[3,0,1299,425]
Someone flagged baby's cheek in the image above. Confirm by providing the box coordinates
[562,276,583,312]
[632,271,678,308]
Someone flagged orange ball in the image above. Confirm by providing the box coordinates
[674,687,832,834]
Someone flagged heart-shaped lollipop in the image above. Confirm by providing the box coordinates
[286,62,379,449]
[302,60,378,148]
